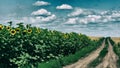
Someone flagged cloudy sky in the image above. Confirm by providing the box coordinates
[0,0,120,37]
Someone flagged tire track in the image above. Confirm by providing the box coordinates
[96,40,118,68]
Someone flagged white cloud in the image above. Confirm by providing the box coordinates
[78,15,101,24]
[56,4,73,10]
[31,9,51,16]
[111,11,120,17]
[65,15,103,24]
[65,18,78,24]
[33,1,50,6]
[68,8,83,17]
[36,14,56,22]
[30,8,56,23]
[23,15,56,23]
[68,8,93,17]
[67,8,120,24]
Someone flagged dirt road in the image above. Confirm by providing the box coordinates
[96,40,118,68]
[63,40,105,68]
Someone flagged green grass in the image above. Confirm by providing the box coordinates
[113,43,120,67]
[38,60,62,68]
[38,39,104,68]
[88,41,108,68]
[60,44,100,66]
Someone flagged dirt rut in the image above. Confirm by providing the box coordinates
[63,40,105,68]
[96,40,118,68]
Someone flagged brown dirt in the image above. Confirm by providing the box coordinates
[96,40,118,68]
[63,40,105,68]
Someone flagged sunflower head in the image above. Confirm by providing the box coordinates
[10,30,16,35]
[27,29,32,33]
[64,34,68,39]
[6,26,11,31]
[15,28,20,32]
[0,24,4,30]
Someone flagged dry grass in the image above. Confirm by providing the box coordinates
[89,36,102,41]
[111,37,120,44]
[89,36,120,44]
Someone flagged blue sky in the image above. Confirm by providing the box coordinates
[0,0,120,37]
[0,0,120,16]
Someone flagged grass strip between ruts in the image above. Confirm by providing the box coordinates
[88,40,108,68]
[113,43,120,68]
[108,37,120,68]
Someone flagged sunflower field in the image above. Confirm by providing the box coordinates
[0,22,104,68]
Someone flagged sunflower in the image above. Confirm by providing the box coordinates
[0,24,4,30]
[27,29,32,33]
[6,26,11,31]
[64,34,68,39]
[10,30,16,35]
[15,28,20,32]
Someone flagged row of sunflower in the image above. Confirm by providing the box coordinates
[0,24,33,35]
[0,22,103,68]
